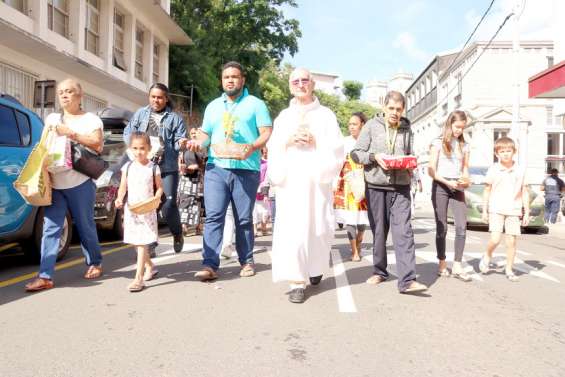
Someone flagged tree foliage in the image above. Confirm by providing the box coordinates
[169,0,301,110]
[342,80,363,101]
[316,91,379,134]
[258,61,293,119]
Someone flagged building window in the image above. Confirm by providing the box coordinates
[82,93,107,113]
[2,0,26,13]
[546,132,565,173]
[0,61,37,109]
[493,129,508,162]
[152,43,160,83]
[113,8,126,71]
[454,94,462,109]
[135,24,145,81]
[546,105,554,125]
[442,103,448,116]
[47,0,69,38]
[85,0,100,55]
[547,133,560,155]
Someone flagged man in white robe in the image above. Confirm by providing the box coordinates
[267,68,344,303]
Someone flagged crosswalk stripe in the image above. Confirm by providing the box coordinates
[548,260,565,269]
[331,249,357,313]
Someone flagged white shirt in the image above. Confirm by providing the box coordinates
[45,112,104,189]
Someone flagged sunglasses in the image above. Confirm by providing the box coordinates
[291,78,310,86]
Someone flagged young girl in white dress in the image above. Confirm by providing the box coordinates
[115,132,163,292]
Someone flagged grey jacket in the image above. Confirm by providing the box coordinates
[350,116,413,188]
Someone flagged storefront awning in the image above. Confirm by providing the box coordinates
[529,60,565,98]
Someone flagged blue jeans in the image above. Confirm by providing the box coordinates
[202,164,260,271]
[39,179,101,280]
[544,196,561,223]
[160,171,182,236]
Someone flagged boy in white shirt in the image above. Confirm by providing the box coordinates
[480,137,529,282]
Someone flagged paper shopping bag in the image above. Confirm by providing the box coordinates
[13,129,52,206]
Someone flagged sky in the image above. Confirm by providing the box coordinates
[283,0,555,91]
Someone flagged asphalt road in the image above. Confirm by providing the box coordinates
[1,211,565,377]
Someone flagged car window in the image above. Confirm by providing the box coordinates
[15,110,31,146]
[0,104,21,146]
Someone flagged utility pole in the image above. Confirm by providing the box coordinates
[510,0,526,166]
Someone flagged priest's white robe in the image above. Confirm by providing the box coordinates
[267,98,344,283]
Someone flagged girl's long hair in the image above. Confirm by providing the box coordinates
[442,110,467,157]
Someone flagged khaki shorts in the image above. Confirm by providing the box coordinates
[489,214,521,235]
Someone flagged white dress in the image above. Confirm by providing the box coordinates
[122,161,159,246]
[267,98,344,283]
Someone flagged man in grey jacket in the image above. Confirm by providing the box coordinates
[350,91,427,294]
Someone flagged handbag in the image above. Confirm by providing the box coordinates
[59,113,108,179]
[71,142,109,179]
[13,129,52,206]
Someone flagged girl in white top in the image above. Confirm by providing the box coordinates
[115,132,163,292]
[428,110,471,281]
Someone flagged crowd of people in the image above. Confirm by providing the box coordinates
[23,61,560,304]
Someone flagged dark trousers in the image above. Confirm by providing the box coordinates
[161,171,182,236]
[366,186,417,291]
[431,181,467,262]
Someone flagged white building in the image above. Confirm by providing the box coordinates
[366,71,414,109]
[406,41,559,194]
[311,71,343,98]
[0,0,191,115]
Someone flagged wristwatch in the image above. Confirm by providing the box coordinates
[369,153,376,162]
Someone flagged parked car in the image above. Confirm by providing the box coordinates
[449,167,545,231]
[0,94,71,262]
[93,107,131,238]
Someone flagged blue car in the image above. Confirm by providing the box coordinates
[0,94,71,262]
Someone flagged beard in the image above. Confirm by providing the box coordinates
[224,86,242,97]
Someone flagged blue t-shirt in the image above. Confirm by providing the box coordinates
[202,88,272,171]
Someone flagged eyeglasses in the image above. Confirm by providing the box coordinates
[291,78,310,86]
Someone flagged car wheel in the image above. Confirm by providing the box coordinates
[25,209,72,263]
[112,208,124,239]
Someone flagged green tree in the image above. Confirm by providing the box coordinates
[258,61,293,119]
[170,0,301,110]
[316,90,378,134]
[342,80,363,101]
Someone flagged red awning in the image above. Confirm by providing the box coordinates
[529,60,565,98]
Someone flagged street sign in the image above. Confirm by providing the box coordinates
[33,80,56,108]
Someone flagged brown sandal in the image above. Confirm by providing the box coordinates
[25,277,54,292]
[84,265,103,279]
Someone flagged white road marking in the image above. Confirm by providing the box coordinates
[548,260,565,269]
[415,251,483,281]
[491,256,560,283]
[331,249,357,313]
[516,250,532,256]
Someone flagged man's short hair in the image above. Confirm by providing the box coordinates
[221,61,245,77]
[550,168,559,175]
[384,90,405,108]
[494,136,516,152]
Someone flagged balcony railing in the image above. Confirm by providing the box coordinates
[407,88,437,121]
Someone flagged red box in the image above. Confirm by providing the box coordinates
[381,155,417,170]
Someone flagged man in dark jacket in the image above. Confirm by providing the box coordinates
[350,91,427,294]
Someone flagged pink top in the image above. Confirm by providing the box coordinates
[485,162,526,216]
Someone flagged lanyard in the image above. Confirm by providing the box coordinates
[385,123,398,154]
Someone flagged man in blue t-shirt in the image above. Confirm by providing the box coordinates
[541,168,565,224]
[188,61,272,280]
